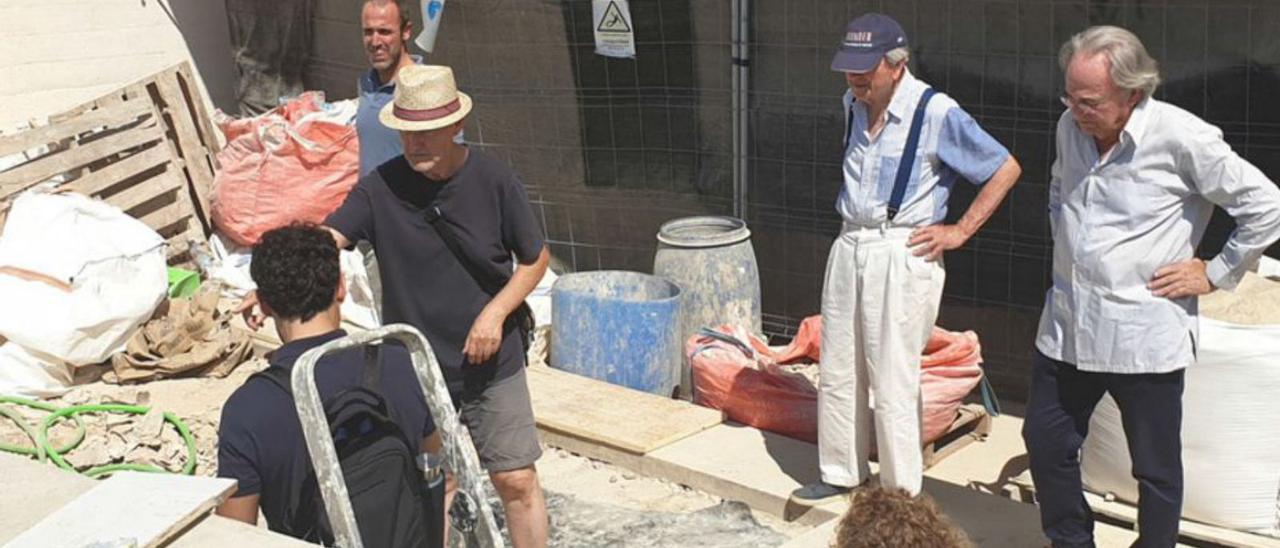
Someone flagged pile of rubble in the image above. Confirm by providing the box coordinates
[0,358,268,478]
[48,389,217,474]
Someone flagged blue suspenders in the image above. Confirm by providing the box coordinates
[842,87,937,221]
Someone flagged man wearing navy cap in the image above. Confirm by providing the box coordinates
[795,13,1022,503]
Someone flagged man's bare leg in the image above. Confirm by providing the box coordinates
[489,465,548,548]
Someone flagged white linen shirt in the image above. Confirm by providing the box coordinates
[1036,97,1280,373]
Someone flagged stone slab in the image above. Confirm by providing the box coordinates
[528,365,723,454]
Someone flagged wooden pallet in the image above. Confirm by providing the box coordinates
[1006,469,1280,547]
[50,61,220,227]
[923,403,992,469]
[0,62,217,263]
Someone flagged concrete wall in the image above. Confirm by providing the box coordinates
[0,0,237,132]
[309,0,367,98]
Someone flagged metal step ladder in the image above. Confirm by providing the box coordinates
[290,323,504,548]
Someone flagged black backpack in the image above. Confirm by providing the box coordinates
[253,345,443,547]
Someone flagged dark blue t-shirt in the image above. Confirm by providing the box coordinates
[325,150,545,398]
[216,329,436,536]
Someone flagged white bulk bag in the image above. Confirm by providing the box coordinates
[1081,316,1280,535]
[0,342,75,398]
[0,191,167,366]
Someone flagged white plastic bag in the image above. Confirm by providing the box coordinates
[0,191,167,366]
[528,268,558,328]
[338,248,380,329]
[206,230,381,329]
[204,232,256,297]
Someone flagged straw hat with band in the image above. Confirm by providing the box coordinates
[379,64,473,132]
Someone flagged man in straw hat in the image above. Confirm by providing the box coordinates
[330,64,550,546]
[793,13,1021,505]
[356,0,464,177]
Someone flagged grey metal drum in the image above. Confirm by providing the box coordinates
[653,216,762,400]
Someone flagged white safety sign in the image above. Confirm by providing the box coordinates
[592,0,635,58]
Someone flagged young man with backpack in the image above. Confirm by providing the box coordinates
[216,224,446,546]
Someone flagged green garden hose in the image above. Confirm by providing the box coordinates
[0,395,85,461]
[0,396,197,478]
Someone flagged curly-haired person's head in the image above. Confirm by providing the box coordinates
[250,224,341,322]
[835,488,972,548]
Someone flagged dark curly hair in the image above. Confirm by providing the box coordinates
[250,224,340,323]
[835,488,973,548]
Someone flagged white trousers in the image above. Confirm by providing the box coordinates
[818,224,945,495]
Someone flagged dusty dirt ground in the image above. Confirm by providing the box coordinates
[537,445,809,541]
[0,355,810,544]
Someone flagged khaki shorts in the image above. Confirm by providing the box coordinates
[458,369,542,472]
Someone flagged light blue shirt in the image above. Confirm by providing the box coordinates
[357,56,422,177]
[1036,98,1280,373]
[838,69,1010,227]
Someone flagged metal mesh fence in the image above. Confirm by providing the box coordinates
[289,0,1280,401]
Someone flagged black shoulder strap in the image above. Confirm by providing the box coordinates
[887,87,936,221]
[424,205,507,297]
[425,204,535,347]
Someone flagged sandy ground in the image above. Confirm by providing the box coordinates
[0,356,810,544]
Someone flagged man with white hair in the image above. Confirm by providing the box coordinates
[1024,25,1280,547]
[793,13,1022,504]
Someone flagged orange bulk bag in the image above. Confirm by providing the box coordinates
[211,92,359,246]
[689,316,984,445]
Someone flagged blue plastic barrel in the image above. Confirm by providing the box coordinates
[550,271,682,396]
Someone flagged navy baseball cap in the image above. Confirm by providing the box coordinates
[831,13,908,73]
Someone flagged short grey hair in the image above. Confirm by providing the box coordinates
[1059,25,1161,99]
[885,46,910,67]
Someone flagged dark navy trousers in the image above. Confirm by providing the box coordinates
[1022,350,1184,548]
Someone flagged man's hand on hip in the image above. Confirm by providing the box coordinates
[1150,258,1214,299]
[908,224,971,261]
[464,306,506,365]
